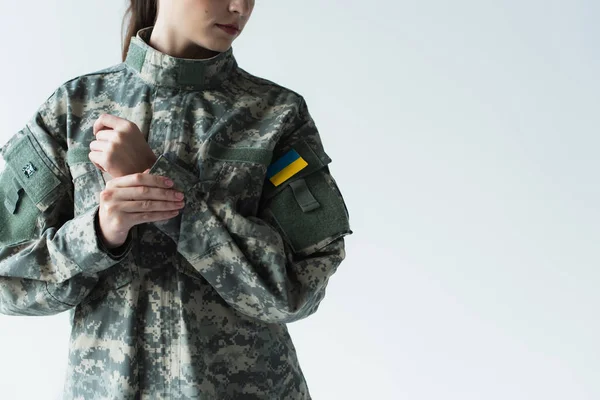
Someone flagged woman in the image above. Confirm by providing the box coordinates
[0,0,353,398]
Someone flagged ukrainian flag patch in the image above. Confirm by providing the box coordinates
[266,148,308,187]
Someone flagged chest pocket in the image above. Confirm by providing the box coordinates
[66,148,134,303]
[200,139,272,217]
[149,140,272,265]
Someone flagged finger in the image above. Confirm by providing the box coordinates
[94,129,118,142]
[104,209,180,230]
[88,151,107,172]
[117,199,185,213]
[143,168,151,174]
[89,139,111,152]
[129,210,181,225]
[109,185,184,202]
[109,172,175,190]
[96,128,116,142]
[93,113,132,136]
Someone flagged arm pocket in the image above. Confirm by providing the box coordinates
[263,168,352,257]
[0,134,64,246]
[260,138,352,257]
[0,170,39,246]
[4,134,62,211]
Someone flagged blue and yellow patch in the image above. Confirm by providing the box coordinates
[266,148,308,187]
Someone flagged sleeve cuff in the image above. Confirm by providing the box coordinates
[146,154,200,242]
[147,154,230,256]
[148,154,199,194]
[57,205,132,274]
[94,208,133,260]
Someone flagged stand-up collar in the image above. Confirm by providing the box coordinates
[124,26,237,89]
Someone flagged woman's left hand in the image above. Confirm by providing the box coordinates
[89,113,158,178]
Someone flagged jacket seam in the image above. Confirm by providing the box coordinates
[44,281,76,308]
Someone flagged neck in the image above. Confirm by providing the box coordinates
[125,26,237,89]
[149,21,219,60]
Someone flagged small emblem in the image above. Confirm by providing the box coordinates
[266,148,308,187]
[22,162,37,178]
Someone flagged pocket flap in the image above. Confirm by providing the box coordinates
[206,140,272,165]
[288,178,320,212]
[3,176,23,214]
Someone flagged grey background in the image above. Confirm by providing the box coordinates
[0,1,598,399]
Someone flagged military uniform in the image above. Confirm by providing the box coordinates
[0,26,352,399]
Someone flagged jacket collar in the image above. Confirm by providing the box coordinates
[124,26,237,89]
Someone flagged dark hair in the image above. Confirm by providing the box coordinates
[121,0,158,61]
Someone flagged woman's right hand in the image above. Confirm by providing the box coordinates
[97,169,186,249]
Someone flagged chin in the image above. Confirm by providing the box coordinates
[194,38,233,54]
[208,44,230,53]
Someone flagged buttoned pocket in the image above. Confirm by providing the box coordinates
[166,141,272,264]
[200,139,272,217]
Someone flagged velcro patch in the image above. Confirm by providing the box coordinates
[4,134,61,211]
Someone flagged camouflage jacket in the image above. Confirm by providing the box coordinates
[0,26,352,399]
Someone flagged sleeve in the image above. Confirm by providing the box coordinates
[0,89,134,316]
[148,96,353,323]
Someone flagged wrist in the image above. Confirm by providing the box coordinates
[94,209,127,249]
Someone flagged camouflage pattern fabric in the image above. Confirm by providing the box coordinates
[0,26,353,399]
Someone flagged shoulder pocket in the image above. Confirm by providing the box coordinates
[0,134,64,246]
[4,134,63,211]
[260,138,352,256]
[0,169,39,246]
[261,138,331,201]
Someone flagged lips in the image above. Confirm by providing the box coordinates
[217,24,240,35]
